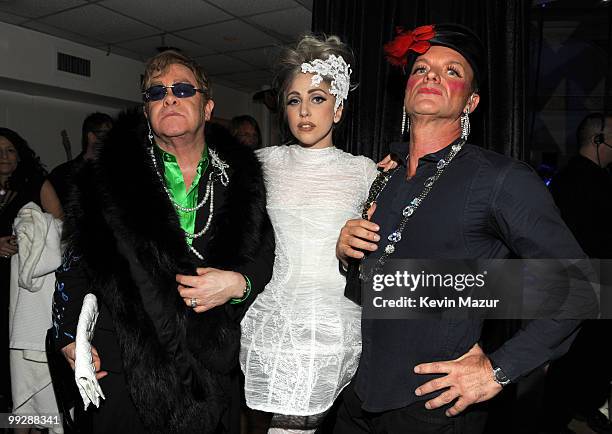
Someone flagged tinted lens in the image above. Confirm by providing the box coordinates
[172,83,197,98]
[143,83,201,101]
[144,85,167,102]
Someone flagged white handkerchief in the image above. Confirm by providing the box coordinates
[75,293,105,410]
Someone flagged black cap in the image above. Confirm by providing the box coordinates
[386,23,485,91]
[428,24,484,90]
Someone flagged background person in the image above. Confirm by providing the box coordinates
[540,113,612,434]
[230,115,262,150]
[0,127,62,414]
[48,112,113,206]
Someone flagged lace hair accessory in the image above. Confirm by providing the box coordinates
[301,54,352,113]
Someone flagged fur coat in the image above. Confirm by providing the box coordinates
[61,110,273,433]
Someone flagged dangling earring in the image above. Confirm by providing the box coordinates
[401,110,410,135]
[460,108,470,141]
[147,121,154,146]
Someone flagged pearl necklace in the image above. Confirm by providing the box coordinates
[360,139,465,281]
[148,146,230,260]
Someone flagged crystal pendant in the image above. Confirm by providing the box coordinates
[424,177,435,188]
[402,206,415,217]
[437,159,446,169]
[384,244,395,254]
[388,231,402,242]
[410,198,421,206]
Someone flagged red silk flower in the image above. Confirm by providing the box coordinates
[384,25,436,67]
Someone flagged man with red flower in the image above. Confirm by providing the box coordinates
[334,23,593,433]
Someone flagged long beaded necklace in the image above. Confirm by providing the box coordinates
[148,145,230,260]
[360,139,465,281]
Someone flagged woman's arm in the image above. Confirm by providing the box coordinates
[40,179,64,219]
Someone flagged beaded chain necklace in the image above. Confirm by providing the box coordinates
[148,145,229,260]
[360,139,465,281]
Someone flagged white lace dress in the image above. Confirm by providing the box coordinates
[240,144,378,416]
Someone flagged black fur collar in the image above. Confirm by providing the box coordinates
[65,109,267,276]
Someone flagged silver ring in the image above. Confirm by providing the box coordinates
[190,297,197,308]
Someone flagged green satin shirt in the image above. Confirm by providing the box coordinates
[157,144,251,303]
[157,145,209,244]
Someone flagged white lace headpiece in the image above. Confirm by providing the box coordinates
[300,54,352,113]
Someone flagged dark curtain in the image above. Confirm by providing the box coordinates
[312,0,530,161]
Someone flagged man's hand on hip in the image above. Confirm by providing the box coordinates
[413,343,503,417]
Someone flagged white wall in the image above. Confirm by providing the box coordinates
[0,21,258,168]
[0,22,144,102]
[211,85,250,121]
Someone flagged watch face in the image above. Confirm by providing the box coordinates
[494,367,510,385]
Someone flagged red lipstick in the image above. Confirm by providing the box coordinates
[417,87,442,95]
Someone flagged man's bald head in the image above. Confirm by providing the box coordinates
[577,113,611,148]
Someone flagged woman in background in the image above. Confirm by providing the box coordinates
[230,115,262,150]
[0,127,62,413]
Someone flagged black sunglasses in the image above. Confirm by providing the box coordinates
[142,83,205,102]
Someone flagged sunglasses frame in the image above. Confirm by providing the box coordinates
[142,82,205,102]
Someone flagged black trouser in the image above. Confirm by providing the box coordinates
[332,381,487,434]
[90,369,241,434]
[89,371,148,434]
[539,319,612,431]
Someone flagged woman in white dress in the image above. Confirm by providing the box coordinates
[240,35,379,433]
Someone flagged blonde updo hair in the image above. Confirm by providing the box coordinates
[274,34,356,144]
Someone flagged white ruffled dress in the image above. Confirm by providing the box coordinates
[240,144,378,416]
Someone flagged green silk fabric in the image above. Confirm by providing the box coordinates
[157,145,209,244]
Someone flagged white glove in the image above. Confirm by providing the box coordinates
[74,293,105,409]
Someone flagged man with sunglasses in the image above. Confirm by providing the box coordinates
[52,50,275,433]
[48,112,113,206]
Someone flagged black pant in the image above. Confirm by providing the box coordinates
[89,371,148,434]
[89,369,241,434]
[333,381,487,434]
[539,319,612,431]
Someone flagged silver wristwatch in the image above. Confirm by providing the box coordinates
[492,366,511,387]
